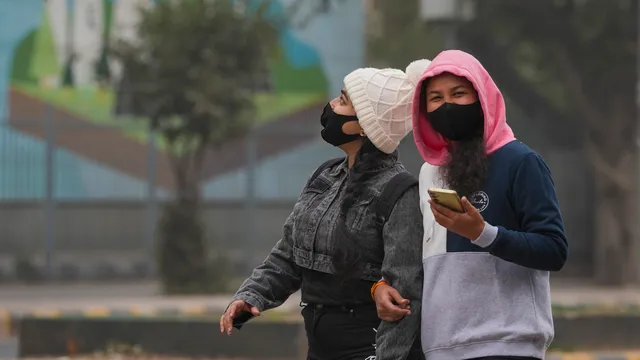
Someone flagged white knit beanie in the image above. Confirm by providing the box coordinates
[343,59,432,154]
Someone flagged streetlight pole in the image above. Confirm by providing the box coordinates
[635,0,640,282]
[420,0,472,50]
[443,0,460,50]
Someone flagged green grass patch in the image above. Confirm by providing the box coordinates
[270,59,328,93]
[253,92,324,122]
[12,82,146,134]
[12,82,324,149]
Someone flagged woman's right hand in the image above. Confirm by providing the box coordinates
[373,284,411,322]
[220,299,261,335]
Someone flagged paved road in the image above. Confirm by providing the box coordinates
[0,337,16,359]
[5,338,640,360]
[1,279,640,313]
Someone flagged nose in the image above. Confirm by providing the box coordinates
[329,97,339,110]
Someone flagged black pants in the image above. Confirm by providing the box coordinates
[302,303,424,360]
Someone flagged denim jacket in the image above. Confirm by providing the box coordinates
[233,150,424,359]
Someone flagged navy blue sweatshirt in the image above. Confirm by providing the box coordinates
[408,140,568,360]
[377,50,567,360]
[452,140,568,271]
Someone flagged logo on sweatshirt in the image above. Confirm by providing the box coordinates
[469,191,489,212]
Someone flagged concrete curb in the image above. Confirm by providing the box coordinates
[18,317,307,359]
[15,315,640,358]
[553,315,640,350]
[548,353,640,360]
[3,305,225,318]
[0,306,299,338]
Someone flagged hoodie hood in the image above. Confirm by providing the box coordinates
[412,50,516,165]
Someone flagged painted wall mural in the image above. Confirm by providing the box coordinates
[0,0,364,199]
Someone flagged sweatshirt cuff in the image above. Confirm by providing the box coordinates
[473,222,498,248]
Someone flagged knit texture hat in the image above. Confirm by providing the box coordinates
[343,59,432,154]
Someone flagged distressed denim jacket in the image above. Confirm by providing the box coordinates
[233,150,424,359]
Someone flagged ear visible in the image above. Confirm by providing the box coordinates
[358,122,366,137]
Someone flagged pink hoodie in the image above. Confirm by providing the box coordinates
[412,50,516,165]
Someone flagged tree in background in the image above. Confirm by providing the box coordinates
[30,10,60,87]
[368,0,639,285]
[95,0,114,88]
[460,1,637,285]
[62,0,75,88]
[112,0,277,294]
[365,0,442,67]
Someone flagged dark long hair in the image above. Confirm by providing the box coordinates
[331,139,389,280]
[419,80,488,197]
[440,138,487,197]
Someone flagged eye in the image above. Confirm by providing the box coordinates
[339,97,346,105]
[453,91,466,97]
[429,95,442,102]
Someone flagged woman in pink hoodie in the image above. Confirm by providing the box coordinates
[373,50,568,360]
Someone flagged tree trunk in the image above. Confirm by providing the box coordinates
[172,148,205,203]
[157,148,212,294]
[589,142,640,285]
[455,0,640,285]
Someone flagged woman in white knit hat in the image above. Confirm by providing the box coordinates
[221,60,431,360]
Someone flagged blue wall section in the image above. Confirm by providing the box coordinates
[0,0,42,119]
[203,138,343,200]
[0,0,91,199]
[0,0,364,200]
[286,0,365,95]
[202,0,365,199]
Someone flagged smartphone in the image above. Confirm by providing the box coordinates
[427,188,465,213]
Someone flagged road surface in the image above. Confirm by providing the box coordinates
[1,279,640,359]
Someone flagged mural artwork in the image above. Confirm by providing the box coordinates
[0,0,363,200]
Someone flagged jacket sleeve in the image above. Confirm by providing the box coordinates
[230,161,332,328]
[231,207,302,328]
[375,185,424,360]
[473,153,568,271]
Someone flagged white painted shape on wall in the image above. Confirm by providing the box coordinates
[110,0,152,80]
[72,0,103,86]
[46,0,68,69]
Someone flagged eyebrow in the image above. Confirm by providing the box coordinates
[427,85,467,96]
[340,90,350,101]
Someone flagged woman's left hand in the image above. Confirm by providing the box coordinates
[429,197,486,241]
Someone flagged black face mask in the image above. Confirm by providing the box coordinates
[320,103,361,146]
[427,101,484,141]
